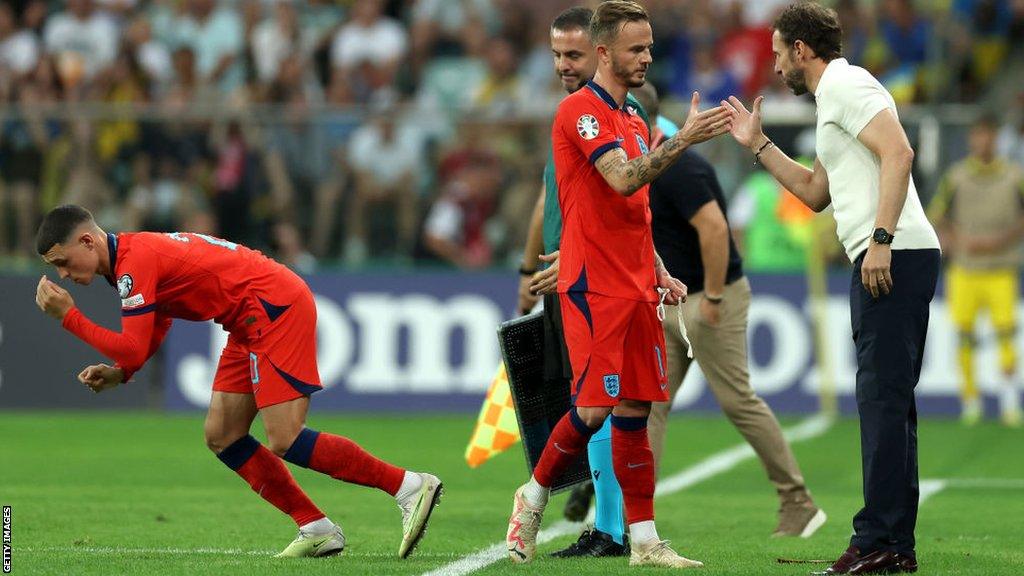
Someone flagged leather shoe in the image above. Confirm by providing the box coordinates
[897,554,918,573]
[811,546,861,575]
[849,550,902,574]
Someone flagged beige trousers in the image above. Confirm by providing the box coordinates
[648,277,807,497]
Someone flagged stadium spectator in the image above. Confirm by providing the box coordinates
[173,0,245,98]
[251,1,302,88]
[124,14,172,96]
[42,0,118,94]
[684,40,742,110]
[410,0,497,77]
[330,0,406,104]
[717,1,775,99]
[928,114,1024,427]
[0,79,57,259]
[421,129,501,269]
[470,35,529,118]
[345,103,423,264]
[0,3,39,82]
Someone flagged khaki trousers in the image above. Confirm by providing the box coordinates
[648,277,807,497]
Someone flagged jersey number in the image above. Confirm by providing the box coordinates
[167,232,238,251]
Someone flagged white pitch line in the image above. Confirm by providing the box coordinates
[918,479,948,505]
[420,413,834,576]
[19,546,460,559]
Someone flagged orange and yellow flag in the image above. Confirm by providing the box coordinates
[465,363,521,468]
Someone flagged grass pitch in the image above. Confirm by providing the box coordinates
[1,412,1022,575]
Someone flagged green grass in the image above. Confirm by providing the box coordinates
[0,412,1022,575]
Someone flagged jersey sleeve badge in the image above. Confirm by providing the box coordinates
[117,274,133,298]
[577,114,600,140]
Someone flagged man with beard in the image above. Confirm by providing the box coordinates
[515,6,651,558]
[722,3,939,574]
[506,0,732,568]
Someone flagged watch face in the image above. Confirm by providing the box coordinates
[874,229,892,244]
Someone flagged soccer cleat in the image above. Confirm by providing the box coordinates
[773,503,827,538]
[274,525,345,558]
[563,480,594,522]
[506,484,545,563]
[398,472,443,559]
[999,382,1022,428]
[961,397,982,426]
[550,528,629,558]
[629,539,704,568]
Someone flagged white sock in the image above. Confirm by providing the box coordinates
[395,471,423,506]
[629,520,660,545]
[522,476,549,507]
[299,517,335,535]
[1001,380,1021,414]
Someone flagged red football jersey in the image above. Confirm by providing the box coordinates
[552,80,657,302]
[62,231,303,380]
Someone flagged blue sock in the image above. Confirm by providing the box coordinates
[589,419,625,544]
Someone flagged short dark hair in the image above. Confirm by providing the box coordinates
[630,83,659,118]
[973,112,1001,131]
[590,0,649,45]
[36,204,94,255]
[773,2,843,62]
[552,7,593,32]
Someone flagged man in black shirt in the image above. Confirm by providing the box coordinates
[632,84,826,538]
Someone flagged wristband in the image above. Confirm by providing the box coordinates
[518,266,536,276]
[753,139,774,165]
[705,294,724,304]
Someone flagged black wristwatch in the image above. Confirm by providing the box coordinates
[872,227,895,245]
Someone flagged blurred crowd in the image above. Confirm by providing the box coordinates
[1,0,1023,270]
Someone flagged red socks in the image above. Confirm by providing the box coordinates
[533,408,597,487]
[217,435,325,526]
[611,415,655,524]
[283,428,405,496]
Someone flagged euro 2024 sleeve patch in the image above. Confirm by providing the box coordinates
[577,114,600,140]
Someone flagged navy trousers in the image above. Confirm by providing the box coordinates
[849,248,939,557]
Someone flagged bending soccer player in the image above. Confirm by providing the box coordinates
[505,1,732,568]
[517,6,657,558]
[33,205,442,559]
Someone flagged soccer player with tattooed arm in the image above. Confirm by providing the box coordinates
[33,205,442,560]
[504,0,732,569]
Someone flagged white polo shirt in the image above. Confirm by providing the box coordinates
[814,58,939,262]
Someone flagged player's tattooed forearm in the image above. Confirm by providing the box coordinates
[595,137,690,195]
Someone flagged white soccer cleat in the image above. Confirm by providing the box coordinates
[274,525,345,558]
[506,484,544,563]
[1000,382,1022,428]
[961,397,982,426]
[629,539,704,568]
[398,472,443,558]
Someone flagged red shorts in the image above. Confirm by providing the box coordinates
[559,292,670,407]
[212,282,322,409]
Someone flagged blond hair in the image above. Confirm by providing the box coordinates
[590,0,649,45]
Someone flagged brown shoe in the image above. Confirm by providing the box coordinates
[897,554,918,573]
[849,550,902,574]
[810,546,861,575]
[773,492,827,538]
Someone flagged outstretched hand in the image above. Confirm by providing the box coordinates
[78,363,124,393]
[720,95,766,150]
[677,92,734,145]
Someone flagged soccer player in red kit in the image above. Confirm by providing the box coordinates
[504,1,733,568]
[33,205,442,559]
